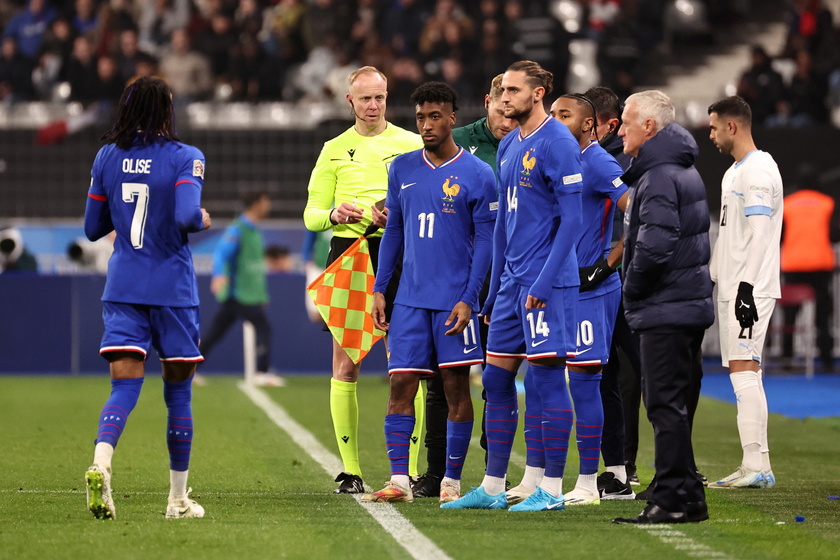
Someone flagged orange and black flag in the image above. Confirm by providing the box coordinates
[307,223,385,363]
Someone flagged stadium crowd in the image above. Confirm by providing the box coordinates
[6,0,835,120]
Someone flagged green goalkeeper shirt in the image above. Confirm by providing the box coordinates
[452,117,501,174]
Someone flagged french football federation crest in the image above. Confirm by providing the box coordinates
[521,150,536,176]
[442,177,461,201]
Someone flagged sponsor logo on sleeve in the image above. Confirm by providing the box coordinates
[193,160,205,179]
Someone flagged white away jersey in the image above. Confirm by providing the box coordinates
[710,150,783,300]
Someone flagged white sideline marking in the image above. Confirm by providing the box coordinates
[239,382,452,560]
[637,525,732,559]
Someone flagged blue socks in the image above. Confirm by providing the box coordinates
[483,363,518,479]
[523,368,546,469]
[385,414,415,477]
[444,419,473,480]
[569,370,604,475]
[164,377,193,472]
[529,364,573,479]
[95,377,144,448]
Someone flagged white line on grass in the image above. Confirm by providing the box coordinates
[239,382,452,560]
[637,525,732,559]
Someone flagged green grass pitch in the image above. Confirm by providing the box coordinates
[1,375,838,559]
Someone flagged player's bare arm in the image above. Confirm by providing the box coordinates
[444,301,472,336]
[371,291,389,331]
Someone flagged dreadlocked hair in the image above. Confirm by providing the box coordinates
[101,76,179,150]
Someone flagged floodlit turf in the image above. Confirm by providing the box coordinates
[1,375,839,560]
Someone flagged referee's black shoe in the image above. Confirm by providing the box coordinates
[410,473,442,498]
[333,472,364,494]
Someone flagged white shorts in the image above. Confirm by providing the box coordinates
[717,297,776,366]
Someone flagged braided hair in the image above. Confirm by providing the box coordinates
[101,77,179,149]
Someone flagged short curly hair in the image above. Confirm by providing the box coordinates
[409,81,459,111]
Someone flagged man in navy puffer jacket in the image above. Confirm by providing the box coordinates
[613,90,714,525]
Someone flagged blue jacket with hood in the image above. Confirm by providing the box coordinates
[621,123,714,331]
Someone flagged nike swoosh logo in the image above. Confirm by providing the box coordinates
[489,500,500,507]
[546,501,564,510]
[400,182,416,190]
[500,159,508,166]
[531,339,548,347]
[587,270,599,282]
[464,346,477,354]
[575,348,592,355]
[448,456,462,460]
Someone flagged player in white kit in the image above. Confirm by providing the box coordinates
[707,96,783,489]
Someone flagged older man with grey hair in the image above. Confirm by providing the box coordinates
[612,90,714,525]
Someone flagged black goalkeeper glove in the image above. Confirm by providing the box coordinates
[578,258,616,292]
[734,281,759,329]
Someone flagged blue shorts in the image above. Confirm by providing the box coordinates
[486,279,577,361]
[100,302,203,362]
[567,286,621,367]
[387,304,484,374]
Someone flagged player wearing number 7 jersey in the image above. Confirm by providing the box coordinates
[443,61,584,512]
[83,77,211,520]
[362,82,496,504]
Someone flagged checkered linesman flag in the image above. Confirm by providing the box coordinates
[307,225,385,364]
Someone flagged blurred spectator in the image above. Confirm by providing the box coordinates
[160,28,213,103]
[419,0,474,60]
[597,3,644,100]
[91,0,139,58]
[475,18,509,90]
[0,36,36,102]
[383,0,429,56]
[61,34,99,103]
[227,33,282,102]
[322,43,358,110]
[71,0,100,36]
[138,0,191,57]
[264,0,310,64]
[349,0,380,47]
[767,48,829,128]
[736,45,785,126]
[96,53,125,103]
[194,11,237,79]
[39,16,76,63]
[265,244,293,273]
[2,0,57,59]
[782,0,838,74]
[388,55,425,103]
[235,0,265,39]
[116,28,151,84]
[308,0,354,47]
[0,227,38,273]
[438,56,473,101]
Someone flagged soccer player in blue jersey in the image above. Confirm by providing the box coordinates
[83,76,212,520]
[361,82,496,504]
[443,60,584,512]
[548,93,630,505]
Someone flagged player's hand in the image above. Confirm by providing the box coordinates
[370,204,388,228]
[201,208,211,230]
[579,258,615,292]
[734,281,759,329]
[371,291,389,331]
[525,295,546,310]
[444,301,471,335]
[479,313,491,326]
[210,275,228,295]
[331,202,364,225]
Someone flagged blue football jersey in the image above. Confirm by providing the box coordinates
[375,147,497,311]
[496,116,583,288]
[88,139,205,306]
[578,140,628,298]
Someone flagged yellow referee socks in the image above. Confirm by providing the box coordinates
[409,381,426,477]
[330,378,361,476]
